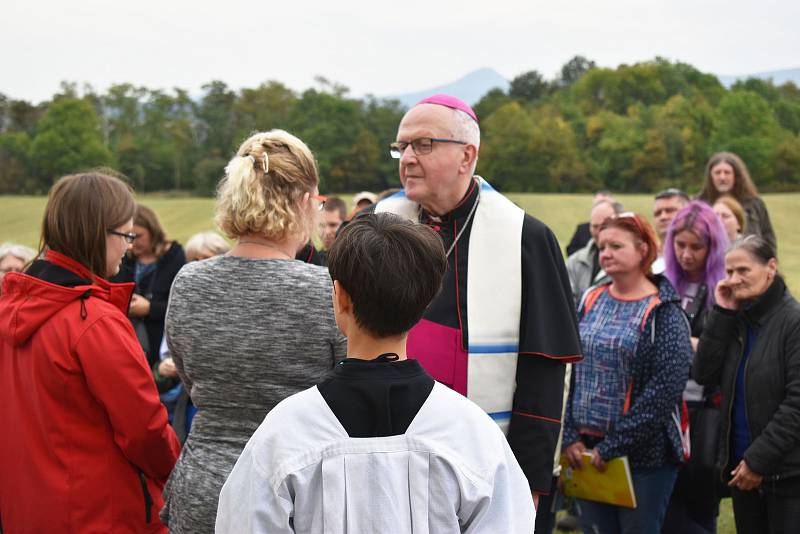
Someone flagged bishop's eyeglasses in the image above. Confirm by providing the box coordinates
[389,137,467,159]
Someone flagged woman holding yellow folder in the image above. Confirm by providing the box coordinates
[563,213,692,534]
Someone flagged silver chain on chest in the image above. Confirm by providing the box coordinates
[442,187,481,259]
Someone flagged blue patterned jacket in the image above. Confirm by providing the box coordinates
[564,275,692,469]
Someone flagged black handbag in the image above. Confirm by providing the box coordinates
[689,405,722,472]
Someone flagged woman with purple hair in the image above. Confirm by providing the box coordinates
[662,200,729,534]
[665,201,730,337]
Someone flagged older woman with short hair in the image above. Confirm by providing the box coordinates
[0,242,36,293]
[184,231,230,262]
[694,236,800,534]
[160,130,346,533]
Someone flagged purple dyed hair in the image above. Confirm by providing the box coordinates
[664,200,730,309]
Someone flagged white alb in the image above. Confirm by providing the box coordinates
[216,382,535,533]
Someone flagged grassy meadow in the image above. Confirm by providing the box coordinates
[2,193,798,295]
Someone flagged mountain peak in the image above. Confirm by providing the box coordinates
[383,68,509,108]
[717,66,800,88]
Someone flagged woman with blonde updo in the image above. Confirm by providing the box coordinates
[160,131,346,533]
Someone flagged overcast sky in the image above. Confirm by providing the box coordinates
[2,0,798,103]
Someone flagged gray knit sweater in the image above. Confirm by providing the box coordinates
[160,256,346,533]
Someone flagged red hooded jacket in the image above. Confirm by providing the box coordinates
[0,251,180,533]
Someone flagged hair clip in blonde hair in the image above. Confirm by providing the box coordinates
[261,152,269,174]
[225,155,256,182]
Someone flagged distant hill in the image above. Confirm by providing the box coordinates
[717,67,800,87]
[378,65,800,110]
[382,68,509,108]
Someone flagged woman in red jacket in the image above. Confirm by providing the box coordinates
[0,172,180,533]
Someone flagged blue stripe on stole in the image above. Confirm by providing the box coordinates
[489,411,512,421]
[468,344,519,354]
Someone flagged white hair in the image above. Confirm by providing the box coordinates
[450,109,480,175]
[0,242,37,263]
[184,232,230,261]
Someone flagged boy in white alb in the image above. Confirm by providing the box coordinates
[216,214,535,533]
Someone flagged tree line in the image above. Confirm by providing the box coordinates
[2,57,799,195]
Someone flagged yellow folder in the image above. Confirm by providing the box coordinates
[559,451,637,508]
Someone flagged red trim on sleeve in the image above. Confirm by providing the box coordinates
[518,351,582,363]
[512,411,562,424]
[622,382,633,415]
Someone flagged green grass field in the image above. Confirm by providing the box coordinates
[6,192,786,533]
[2,193,798,295]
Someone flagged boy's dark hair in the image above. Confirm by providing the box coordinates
[327,213,447,337]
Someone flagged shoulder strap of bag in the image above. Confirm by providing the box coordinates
[578,284,608,320]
